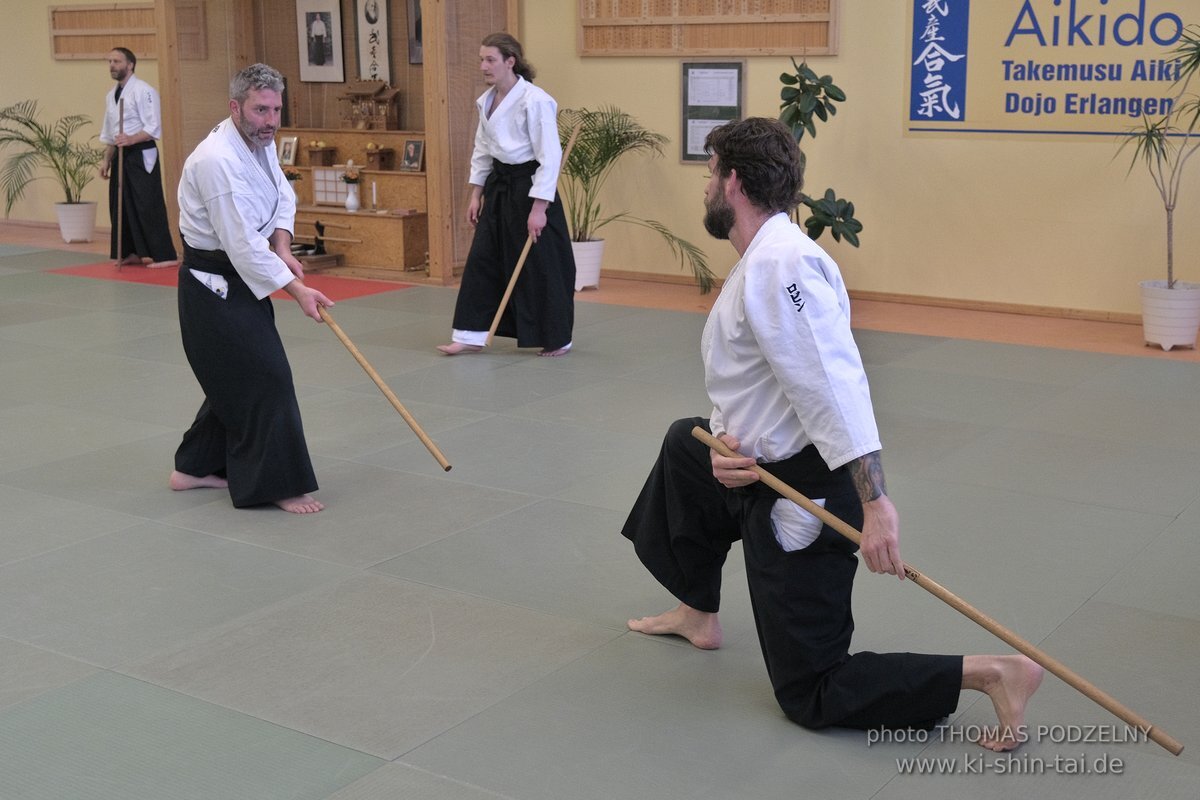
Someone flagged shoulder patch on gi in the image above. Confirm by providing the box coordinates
[786,282,806,312]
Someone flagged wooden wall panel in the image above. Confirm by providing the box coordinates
[578,0,837,57]
[49,3,157,60]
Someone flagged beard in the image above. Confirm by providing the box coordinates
[703,194,735,240]
[233,112,274,148]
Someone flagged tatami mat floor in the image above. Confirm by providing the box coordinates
[0,223,1197,799]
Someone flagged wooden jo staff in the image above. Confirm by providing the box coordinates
[485,122,583,347]
[319,306,451,471]
[115,98,126,271]
[691,426,1185,757]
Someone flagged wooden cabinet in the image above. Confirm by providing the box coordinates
[281,127,428,276]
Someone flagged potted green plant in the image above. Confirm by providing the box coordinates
[0,99,104,243]
[778,58,863,247]
[557,106,714,293]
[1117,25,1200,351]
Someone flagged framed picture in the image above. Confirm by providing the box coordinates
[407,0,423,64]
[399,139,424,171]
[278,136,298,166]
[296,0,344,83]
[355,0,390,82]
[680,61,745,162]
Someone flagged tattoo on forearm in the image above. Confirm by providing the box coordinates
[849,451,887,503]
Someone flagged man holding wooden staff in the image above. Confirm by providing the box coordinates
[98,48,177,268]
[437,33,575,357]
[621,118,1043,751]
[169,63,332,514]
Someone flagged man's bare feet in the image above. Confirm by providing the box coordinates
[146,259,178,269]
[169,470,228,491]
[962,654,1045,751]
[274,494,325,514]
[537,345,571,357]
[628,603,722,650]
[436,343,484,355]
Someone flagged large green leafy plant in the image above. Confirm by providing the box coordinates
[779,58,863,246]
[0,99,104,216]
[1116,25,1200,289]
[558,106,715,293]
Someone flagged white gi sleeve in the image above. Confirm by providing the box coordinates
[468,109,494,188]
[744,251,881,470]
[192,161,294,300]
[133,81,163,140]
[525,93,561,201]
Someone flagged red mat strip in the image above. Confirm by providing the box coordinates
[49,261,412,301]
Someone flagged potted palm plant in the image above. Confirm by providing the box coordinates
[0,99,105,243]
[1116,26,1200,351]
[557,106,714,293]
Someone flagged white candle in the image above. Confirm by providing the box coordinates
[372,182,377,207]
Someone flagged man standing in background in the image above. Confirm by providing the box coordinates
[99,47,177,268]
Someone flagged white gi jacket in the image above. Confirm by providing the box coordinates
[99,75,162,173]
[702,213,881,550]
[468,76,562,202]
[178,118,297,300]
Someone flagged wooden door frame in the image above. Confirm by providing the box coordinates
[154,0,515,283]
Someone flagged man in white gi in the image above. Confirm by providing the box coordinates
[99,47,177,267]
[437,33,575,357]
[168,63,332,514]
[622,118,1043,751]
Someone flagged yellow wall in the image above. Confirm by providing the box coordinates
[523,3,1200,316]
[6,1,1196,315]
[2,0,161,223]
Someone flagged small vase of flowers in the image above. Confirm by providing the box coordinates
[342,160,361,212]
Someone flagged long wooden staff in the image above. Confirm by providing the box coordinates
[485,122,583,347]
[691,426,1184,756]
[115,98,125,271]
[319,306,451,471]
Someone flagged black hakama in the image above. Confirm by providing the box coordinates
[174,242,318,508]
[622,417,963,730]
[450,160,575,350]
[108,141,177,263]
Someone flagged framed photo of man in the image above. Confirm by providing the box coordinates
[296,0,345,82]
[400,139,424,171]
[278,136,298,166]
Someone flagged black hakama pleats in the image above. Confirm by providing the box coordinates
[108,143,177,263]
[622,417,963,730]
[174,244,318,508]
[451,159,575,350]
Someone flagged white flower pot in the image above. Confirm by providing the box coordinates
[572,238,605,291]
[54,201,97,243]
[1140,279,1200,351]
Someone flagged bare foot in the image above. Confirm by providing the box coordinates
[146,259,178,269]
[436,343,484,355]
[963,655,1045,751]
[169,470,228,491]
[274,494,325,514]
[119,255,142,265]
[537,345,571,357]
[628,603,722,650]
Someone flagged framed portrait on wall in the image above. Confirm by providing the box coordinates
[356,0,390,82]
[407,0,423,64]
[296,0,344,82]
[399,139,424,171]
[278,135,298,166]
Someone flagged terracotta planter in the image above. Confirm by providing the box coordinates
[54,201,97,243]
[572,239,604,291]
[1140,279,1200,351]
